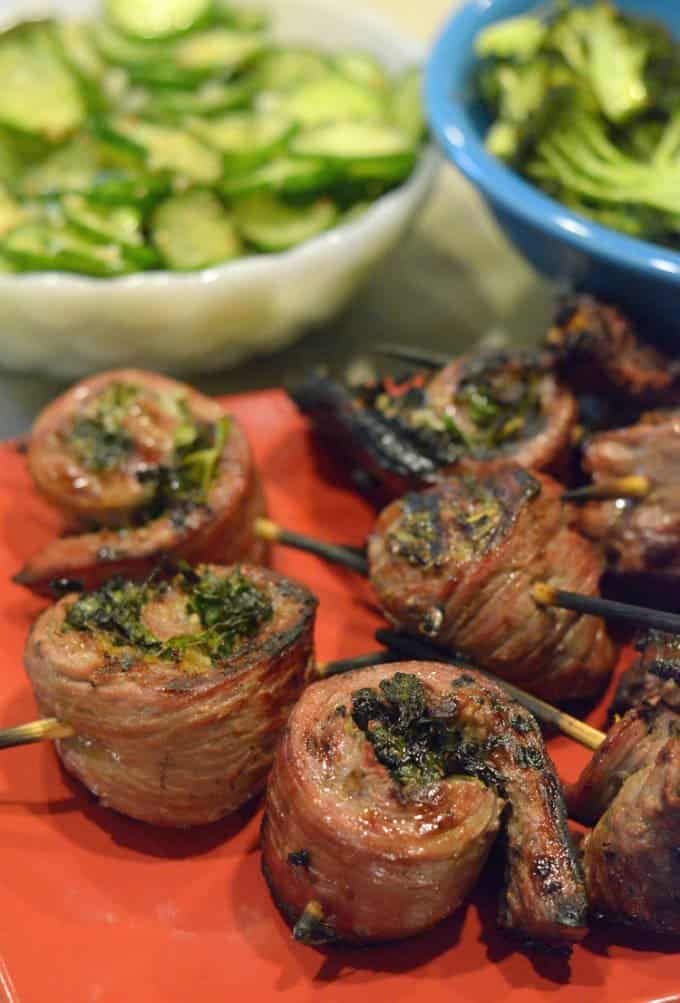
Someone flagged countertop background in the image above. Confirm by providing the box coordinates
[0,0,555,437]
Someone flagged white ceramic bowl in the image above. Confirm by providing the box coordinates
[0,0,438,378]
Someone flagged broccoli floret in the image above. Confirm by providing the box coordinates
[476,15,547,61]
[549,3,648,123]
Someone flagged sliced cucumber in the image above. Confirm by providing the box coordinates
[105,0,212,42]
[0,185,27,236]
[3,221,135,276]
[20,141,101,198]
[390,68,426,142]
[61,193,157,266]
[291,121,413,162]
[189,112,295,170]
[92,21,173,67]
[0,27,86,142]
[333,52,388,91]
[175,28,264,74]
[0,134,21,186]
[233,192,337,251]
[215,2,269,32]
[99,118,221,183]
[152,190,242,269]
[254,48,330,92]
[52,22,105,87]
[278,74,386,127]
[221,156,334,198]
[139,77,254,120]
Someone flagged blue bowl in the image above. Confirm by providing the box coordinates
[426,0,680,346]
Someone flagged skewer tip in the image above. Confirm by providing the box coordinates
[562,475,651,503]
[253,517,281,543]
[531,582,558,607]
[0,718,75,750]
[293,900,335,945]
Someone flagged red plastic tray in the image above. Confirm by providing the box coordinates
[0,389,677,1003]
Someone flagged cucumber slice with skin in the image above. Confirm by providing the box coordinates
[61,193,158,266]
[105,0,212,42]
[0,185,27,236]
[3,221,135,276]
[92,21,173,67]
[233,192,337,252]
[333,52,388,91]
[215,2,269,32]
[189,112,295,170]
[20,141,101,198]
[175,29,264,74]
[98,118,221,183]
[254,48,330,92]
[52,22,105,86]
[390,68,426,142]
[279,74,386,127]
[139,77,255,120]
[291,121,414,162]
[0,27,86,142]
[152,190,242,269]
[220,156,335,198]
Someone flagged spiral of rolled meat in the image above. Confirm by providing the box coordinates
[611,630,680,718]
[568,705,680,934]
[15,370,267,595]
[292,350,577,503]
[25,564,316,826]
[261,661,588,949]
[368,466,616,702]
[577,410,680,581]
[547,295,680,409]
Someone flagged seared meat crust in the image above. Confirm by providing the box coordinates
[577,410,680,580]
[261,661,587,948]
[24,564,316,826]
[611,630,680,718]
[368,467,616,702]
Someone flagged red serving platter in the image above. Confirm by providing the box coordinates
[0,389,678,1003]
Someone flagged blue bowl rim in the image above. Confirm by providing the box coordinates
[425,0,680,281]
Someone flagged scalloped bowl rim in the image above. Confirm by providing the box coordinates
[0,0,435,292]
[425,0,680,281]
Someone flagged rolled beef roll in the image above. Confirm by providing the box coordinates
[577,409,680,581]
[16,369,267,594]
[292,349,577,503]
[368,466,616,702]
[262,661,588,949]
[25,564,316,826]
[568,705,680,935]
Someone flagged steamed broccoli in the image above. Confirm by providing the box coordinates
[475,1,680,251]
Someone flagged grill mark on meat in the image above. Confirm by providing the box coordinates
[291,351,577,503]
[24,564,316,827]
[369,467,616,702]
[261,661,587,948]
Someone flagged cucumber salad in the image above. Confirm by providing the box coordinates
[0,0,425,276]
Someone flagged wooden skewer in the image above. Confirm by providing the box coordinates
[254,517,368,574]
[257,518,680,637]
[0,718,74,749]
[292,899,335,945]
[316,652,391,678]
[562,475,651,503]
[376,629,606,751]
[531,582,680,635]
[372,344,449,368]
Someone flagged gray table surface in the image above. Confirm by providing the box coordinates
[0,0,556,439]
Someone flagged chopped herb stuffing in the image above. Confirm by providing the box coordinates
[68,382,139,471]
[137,414,232,517]
[63,565,272,666]
[351,672,460,788]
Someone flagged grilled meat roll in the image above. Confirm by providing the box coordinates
[261,661,587,948]
[576,410,680,581]
[611,630,680,718]
[25,564,316,826]
[568,705,680,935]
[367,466,616,702]
[292,350,577,502]
[16,370,267,594]
[547,295,680,411]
